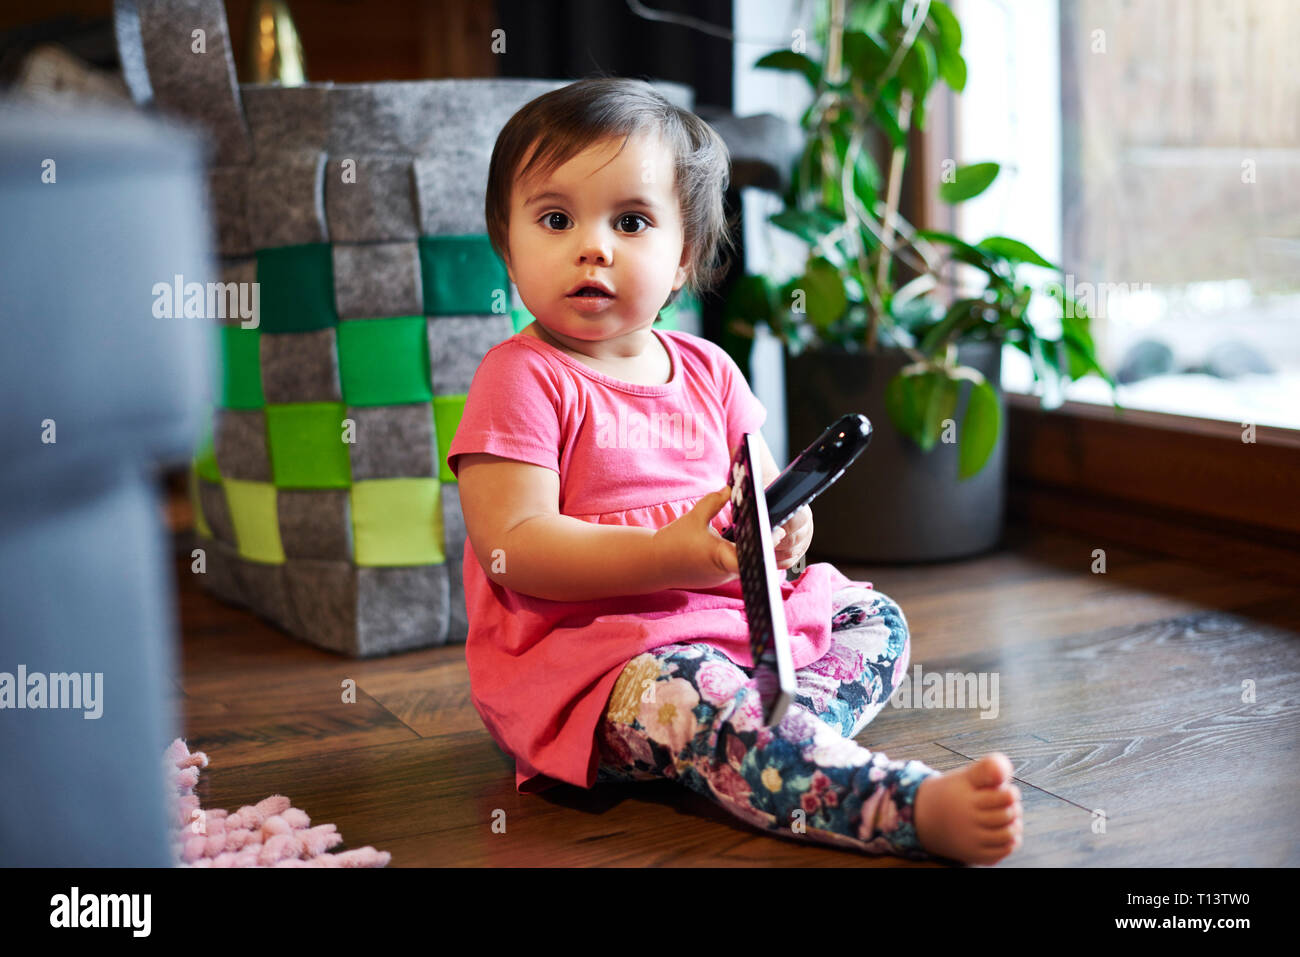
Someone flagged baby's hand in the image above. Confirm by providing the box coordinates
[651,486,739,590]
[771,504,813,571]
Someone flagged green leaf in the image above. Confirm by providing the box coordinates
[849,0,890,34]
[769,207,843,246]
[920,373,960,451]
[913,229,1011,286]
[1060,332,1094,381]
[827,120,881,211]
[885,370,924,442]
[872,96,906,148]
[938,161,1000,203]
[754,50,821,89]
[976,236,1060,270]
[842,30,891,86]
[821,124,849,214]
[854,141,882,202]
[937,50,966,92]
[796,257,848,331]
[929,1,963,54]
[958,379,1000,480]
[1045,284,1120,390]
[888,369,955,452]
[922,7,964,92]
[1026,331,1066,409]
[916,297,987,354]
[900,37,937,101]
[1062,326,1117,387]
[1060,309,1095,351]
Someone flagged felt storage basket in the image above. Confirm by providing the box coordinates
[114,0,701,656]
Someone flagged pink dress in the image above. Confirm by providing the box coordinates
[446,328,864,793]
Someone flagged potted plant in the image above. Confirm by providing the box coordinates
[724,0,1121,562]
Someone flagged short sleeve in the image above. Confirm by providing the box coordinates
[446,343,563,478]
[713,344,767,458]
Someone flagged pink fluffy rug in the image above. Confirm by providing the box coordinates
[165,738,391,867]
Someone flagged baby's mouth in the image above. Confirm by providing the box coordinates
[569,288,613,298]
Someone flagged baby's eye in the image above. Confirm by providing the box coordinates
[617,213,649,233]
[541,211,570,230]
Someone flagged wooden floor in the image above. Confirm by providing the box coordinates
[169,517,1300,867]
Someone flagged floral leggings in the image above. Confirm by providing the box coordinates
[594,585,943,860]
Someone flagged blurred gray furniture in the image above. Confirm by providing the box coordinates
[0,100,210,866]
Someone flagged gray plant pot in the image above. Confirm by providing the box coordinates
[784,338,1008,564]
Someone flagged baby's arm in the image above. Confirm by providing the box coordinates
[457,452,683,602]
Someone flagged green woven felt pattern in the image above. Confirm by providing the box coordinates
[193,234,517,572]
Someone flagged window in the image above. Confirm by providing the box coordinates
[957,0,1299,431]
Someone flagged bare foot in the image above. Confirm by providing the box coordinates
[912,753,1023,865]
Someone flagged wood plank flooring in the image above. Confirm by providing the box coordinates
[169,518,1300,867]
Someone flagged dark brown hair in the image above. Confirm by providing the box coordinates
[485,76,736,307]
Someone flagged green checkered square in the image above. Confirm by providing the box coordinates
[265,401,352,488]
[257,243,337,333]
[219,326,263,409]
[222,478,285,563]
[350,478,444,566]
[419,235,509,315]
[337,316,433,406]
[432,394,466,483]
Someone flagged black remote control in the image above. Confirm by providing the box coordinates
[722,413,872,542]
[728,432,796,727]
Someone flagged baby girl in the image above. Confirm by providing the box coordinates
[446,76,1023,865]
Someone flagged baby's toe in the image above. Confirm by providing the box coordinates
[968,753,1014,787]
[979,804,1018,827]
[976,786,1018,811]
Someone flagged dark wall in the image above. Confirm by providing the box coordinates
[495,0,733,111]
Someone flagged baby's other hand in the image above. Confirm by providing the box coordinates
[771,504,812,570]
